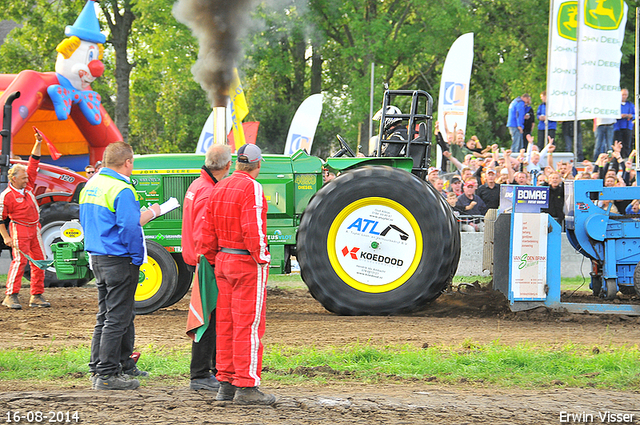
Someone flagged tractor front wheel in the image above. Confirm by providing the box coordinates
[135,241,178,315]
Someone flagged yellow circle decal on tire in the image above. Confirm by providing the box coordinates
[136,258,163,301]
[327,197,423,293]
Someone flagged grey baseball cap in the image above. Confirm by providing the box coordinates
[237,144,263,163]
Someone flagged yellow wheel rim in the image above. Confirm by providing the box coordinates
[135,257,163,301]
[327,197,423,293]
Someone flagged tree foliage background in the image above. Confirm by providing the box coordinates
[0,0,638,159]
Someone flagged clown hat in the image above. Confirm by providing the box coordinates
[65,0,106,44]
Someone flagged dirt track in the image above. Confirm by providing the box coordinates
[0,283,639,424]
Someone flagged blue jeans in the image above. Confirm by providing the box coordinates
[537,129,556,150]
[593,124,614,158]
[89,256,139,376]
[509,127,523,151]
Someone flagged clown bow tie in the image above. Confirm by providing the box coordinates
[47,82,102,126]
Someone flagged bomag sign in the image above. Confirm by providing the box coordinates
[584,0,624,31]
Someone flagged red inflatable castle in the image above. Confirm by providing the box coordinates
[0,0,121,170]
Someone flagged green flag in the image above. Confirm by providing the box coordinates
[186,255,218,342]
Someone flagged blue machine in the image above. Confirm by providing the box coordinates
[494,183,640,316]
[565,179,640,300]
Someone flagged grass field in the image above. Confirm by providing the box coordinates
[2,273,631,391]
[1,342,638,391]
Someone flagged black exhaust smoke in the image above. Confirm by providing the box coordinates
[173,0,256,108]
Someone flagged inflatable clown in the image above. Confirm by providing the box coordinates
[48,3,106,126]
[0,0,121,170]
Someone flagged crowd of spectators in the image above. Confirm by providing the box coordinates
[433,129,638,232]
[430,88,637,232]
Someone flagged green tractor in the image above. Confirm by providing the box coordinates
[56,90,460,315]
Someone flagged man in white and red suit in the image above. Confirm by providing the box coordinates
[201,144,275,405]
[0,133,50,309]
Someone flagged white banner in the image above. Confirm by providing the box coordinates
[547,0,578,121]
[576,0,627,119]
[284,93,323,155]
[548,0,627,121]
[437,33,474,140]
[511,213,548,300]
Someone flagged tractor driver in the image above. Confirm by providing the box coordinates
[374,105,407,157]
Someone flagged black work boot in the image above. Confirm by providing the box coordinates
[122,365,149,378]
[190,375,220,391]
[95,374,140,390]
[215,381,237,401]
[2,294,22,309]
[233,387,276,405]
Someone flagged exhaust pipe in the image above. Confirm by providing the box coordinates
[1,91,21,192]
[212,106,227,147]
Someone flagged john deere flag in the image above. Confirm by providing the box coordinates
[186,256,218,342]
[229,68,249,150]
[576,0,627,119]
[548,0,627,121]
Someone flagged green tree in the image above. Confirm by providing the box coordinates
[307,0,467,152]
[129,0,209,153]
[464,0,549,146]
[98,0,135,143]
[241,2,329,154]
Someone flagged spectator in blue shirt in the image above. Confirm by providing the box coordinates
[614,88,635,158]
[536,91,556,150]
[507,93,531,152]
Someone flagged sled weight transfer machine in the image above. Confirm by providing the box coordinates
[493,182,640,316]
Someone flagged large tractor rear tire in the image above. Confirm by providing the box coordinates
[297,166,460,315]
[135,241,178,315]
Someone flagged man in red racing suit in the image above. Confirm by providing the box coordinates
[0,133,50,309]
[201,144,275,405]
[182,143,231,391]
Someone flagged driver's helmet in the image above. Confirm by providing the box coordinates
[373,105,402,131]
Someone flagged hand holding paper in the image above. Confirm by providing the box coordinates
[159,197,180,216]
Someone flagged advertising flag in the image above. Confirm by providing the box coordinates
[437,33,474,141]
[229,68,249,150]
[576,0,627,119]
[547,0,627,121]
[284,93,323,155]
[547,0,578,121]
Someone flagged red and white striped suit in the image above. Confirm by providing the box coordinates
[0,156,45,296]
[202,170,270,388]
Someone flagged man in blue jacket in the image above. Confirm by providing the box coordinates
[615,88,635,158]
[80,142,160,390]
[536,91,556,150]
[507,93,531,152]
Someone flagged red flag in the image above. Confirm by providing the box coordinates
[227,121,260,149]
[32,126,61,160]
